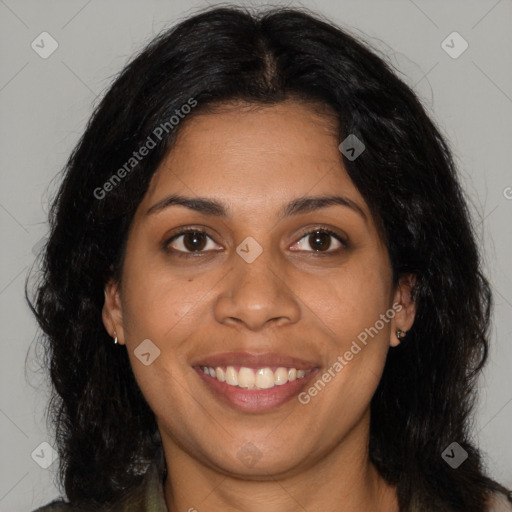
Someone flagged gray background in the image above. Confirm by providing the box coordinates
[0,0,511,510]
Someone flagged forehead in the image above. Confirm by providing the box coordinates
[140,101,369,219]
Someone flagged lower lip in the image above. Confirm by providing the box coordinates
[194,367,320,413]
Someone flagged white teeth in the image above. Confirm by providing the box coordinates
[200,364,311,389]
[238,367,255,388]
[225,366,238,386]
[274,367,288,385]
[216,367,225,382]
[255,368,275,389]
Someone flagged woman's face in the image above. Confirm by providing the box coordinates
[103,101,415,477]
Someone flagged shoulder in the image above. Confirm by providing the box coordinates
[488,490,512,512]
[31,500,83,511]
[31,491,146,512]
[31,449,167,512]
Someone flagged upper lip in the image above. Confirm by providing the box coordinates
[192,352,320,370]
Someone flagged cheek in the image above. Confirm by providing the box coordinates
[302,258,392,414]
[297,265,393,432]
[120,248,218,343]
[304,254,392,350]
[118,258,204,425]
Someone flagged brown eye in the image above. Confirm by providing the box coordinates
[308,231,332,251]
[166,230,219,254]
[182,231,207,251]
[291,228,345,253]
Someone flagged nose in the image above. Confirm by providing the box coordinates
[213,246,301,331]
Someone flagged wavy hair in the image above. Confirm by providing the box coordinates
[28,5,509,511]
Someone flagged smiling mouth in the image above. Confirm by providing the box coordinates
[193,364,320,413]
[198,365,312,390]
[192,351,320,412]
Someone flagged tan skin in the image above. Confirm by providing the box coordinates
[102,101,416,512]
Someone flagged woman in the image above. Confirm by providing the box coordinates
[29,5,512,512]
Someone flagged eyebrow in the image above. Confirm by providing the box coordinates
[146,193,367,222]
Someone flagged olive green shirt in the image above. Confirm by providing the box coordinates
[32,448,512,512]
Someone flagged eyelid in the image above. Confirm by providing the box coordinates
[294,224,347,244]
[163,225,221,255]
[291,225,348,254]
[163,224,348,256]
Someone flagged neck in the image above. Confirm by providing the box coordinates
[162,410,398,512]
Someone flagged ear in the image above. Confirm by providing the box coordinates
[389,273,416,347]
[102,279,125,345]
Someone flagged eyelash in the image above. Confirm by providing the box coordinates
[163,225,348,258]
